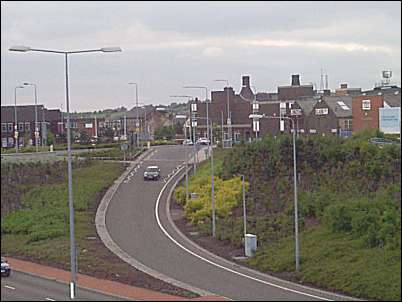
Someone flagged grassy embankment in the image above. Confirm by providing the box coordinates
[1,157,199,298]
[1,161,126,265]
[174,131,401,301]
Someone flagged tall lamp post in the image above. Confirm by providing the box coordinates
[23,82,39,152]
[128,82,139,148]
[170,95,193,203]
[10,45,122,298]
[183,86,210,153]
[240,85,259,140]
[14,85,24,153]
[253,113,300,271]
[214,79,231,147]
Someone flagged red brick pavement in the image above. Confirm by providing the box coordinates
[7,258,228,301]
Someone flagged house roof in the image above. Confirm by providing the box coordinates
[1,105,60,123]
[295,99,317,115]
[383,92,401,108]
[322,96,353,118]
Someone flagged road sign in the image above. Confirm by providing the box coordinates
[121,143,128,151]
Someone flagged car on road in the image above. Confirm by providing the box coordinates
[197,138,210,145]
[1,257,11,277]
[144,166,161,181]
[182,139,194,145]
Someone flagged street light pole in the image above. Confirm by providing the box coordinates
[214,80,231,146]
[259,114,300,271]
[23,82,39,152]
[128,82,139,148]
[169,95,192,202]
[10,45,122,298]
[183,86,210,153]
[14,85,24,153]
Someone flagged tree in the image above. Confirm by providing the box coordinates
[155,126,175,140]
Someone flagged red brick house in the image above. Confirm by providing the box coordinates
[1,105,61,148]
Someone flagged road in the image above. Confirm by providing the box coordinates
[1,271,126,301]
[105,145,353,301]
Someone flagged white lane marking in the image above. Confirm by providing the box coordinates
[45,298,56,301]
[4,285,15,290]
[155,167,332,301]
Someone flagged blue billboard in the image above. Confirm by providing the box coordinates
[379,107,401,134]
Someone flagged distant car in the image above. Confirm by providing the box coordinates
[182,139,194,145]
[1,258,11,277]
[197,138,210,145]
[144,166,161,181]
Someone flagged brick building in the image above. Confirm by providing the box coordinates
[352,87,401,134]
[308,96,353,136]
[1,105,61,148]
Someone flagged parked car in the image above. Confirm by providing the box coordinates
[182,139,194,145]
[197,138,210,145]
[144,166,161,181]
[1,258,11,277]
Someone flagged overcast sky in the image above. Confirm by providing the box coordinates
[1,1,401,112]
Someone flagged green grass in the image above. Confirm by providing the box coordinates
[175,145,401,301]
[248,226,401,301]
[77,148,142,160]
[1,161,126,259]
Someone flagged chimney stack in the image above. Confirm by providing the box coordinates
[340,83,348,89]
[242,76,250,87]
[291,74,300,86]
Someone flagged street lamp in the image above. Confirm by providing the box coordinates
[23,82,39,152]
[183,86,210,152]
[240,85,259,140]
[170,95,193,203]
[14,85,24,153]
[133,102,148,143]
[214,79,232,147]
[254,113,300,271]
[10,45,122,298]
[128,82,140,148]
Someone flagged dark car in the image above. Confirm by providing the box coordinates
[1,258,11,277]
[144,166,161,181]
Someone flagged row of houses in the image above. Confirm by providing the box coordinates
[190,75,401,143]
[1,104,173,148]
[2,73,400,148]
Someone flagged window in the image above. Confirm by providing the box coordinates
[362,99,371,110]
[315,108,329,115]
[337,101,350,110]
[345,119,353,130]
[234,132,241,142]
[2,138,7,148]
[1,123,7,133]
[25,122,31,132]
[8,123,13,132]
[18,122,24,132]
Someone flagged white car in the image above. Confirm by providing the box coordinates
[197,138,210,145]
[182,139,194,145]
[144,166,161,181]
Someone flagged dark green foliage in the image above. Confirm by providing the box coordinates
[178,130,401,300]
[1,161,125,243]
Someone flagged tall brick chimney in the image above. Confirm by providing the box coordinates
[242,76,250,87]
[291,74,300,86]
